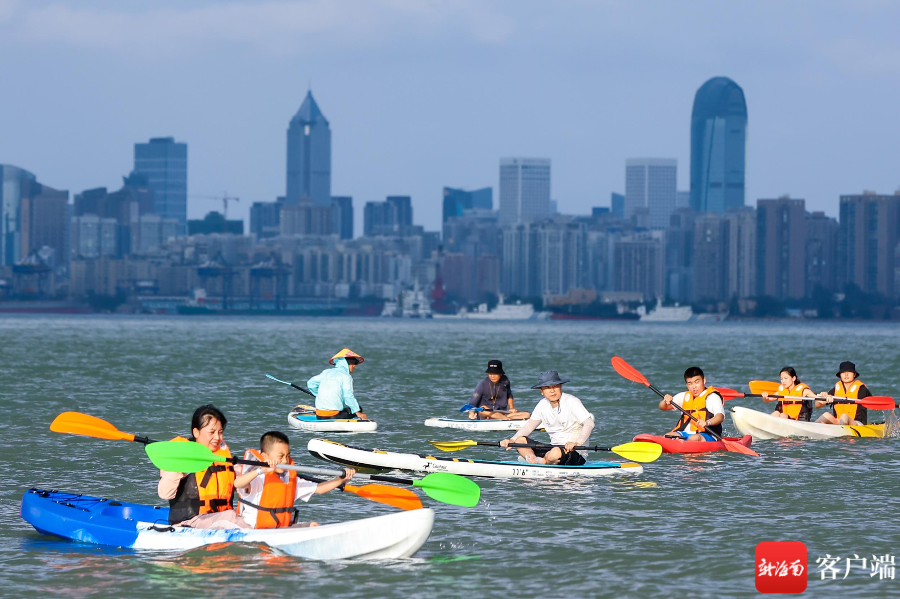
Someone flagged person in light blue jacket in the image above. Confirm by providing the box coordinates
[306,348,367,420]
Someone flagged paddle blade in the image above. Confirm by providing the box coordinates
[145,440,223,472]
[266,374,291,386]
[610,442,662,463]
[611,357,650,387]
[459,404,483,412]
[860,396,897,411]
[723,439,760,457]
[414,472,480,507]
[50,412,136,442]
[716,388,745,401]
[749,381,780,394]
[427,440,478,452]
[343,484,423,511]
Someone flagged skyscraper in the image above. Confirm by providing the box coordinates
[838,191,900,298]
[133,137,188,235]
[286,91,331,206]
[442,187,492,224]
[499,158,550,225]
[386,196,413,228]
[624,158,677,229]
[756,197,807,299]
[1,164,37,266]
[690,77,747,214]
[331,196,354,240]
[611,193,625,219]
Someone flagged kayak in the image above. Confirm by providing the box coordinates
[633,433,753,454]
[424,418,527,432]
[731,407,885,440]
[288,410,377,433]
[307,438,643,479]
[21,489,432,560]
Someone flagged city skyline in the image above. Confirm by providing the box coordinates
[1,2,897,234]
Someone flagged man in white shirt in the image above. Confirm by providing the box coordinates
[500,371,595,465]
[660,366,724,442]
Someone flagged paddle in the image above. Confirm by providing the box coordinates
[427,439,662,463]
[749,380,780,394]
[50,411,157,444]
[266,374,316,397]
[460,404,512,414]
[722,390,895,411]
[610,356,760,457]
[145,441,481,508]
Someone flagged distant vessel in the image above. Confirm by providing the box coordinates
[381,283,432,318]
[433,295,549,321]
[638,299,694,322]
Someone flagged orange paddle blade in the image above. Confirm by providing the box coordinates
[722,439,760,457]
[343,484,423,511]
[749,381,780,394]
[611,357,650,387]
[50,411,136,442]
[715,387,744,401]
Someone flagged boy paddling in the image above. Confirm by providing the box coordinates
[661,367,725,442]
[499,371,595,465]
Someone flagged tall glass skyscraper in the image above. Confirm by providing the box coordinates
[133,137,188,235]
[690,77,747,214]
[286,91,331,206]
[499,158,550,225]
[624,158,677,229]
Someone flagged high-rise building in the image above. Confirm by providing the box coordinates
[724,206,757,299]
[281,199,333,237]
[676,190,691,209]
[501,223,540,297]
[499,158,550,225]
[19,185,69,270]
[286,91,331,206]
[611,193,625,219]
[613,231,665,300]
[693,213,729,302]
[624,158,677,229]
[1,165,37,266]
[443,187,492,224]
[805,211,839,294]
[666,208,696,302]
[690,77,747,214]
[71,215,118,258]
[386,196,413,228]
[838,191,900,298]
[331,196,353,240]
[364,201,396,236]
[249,201,282,240]
[133,137,188,235]
[756,197,807,299]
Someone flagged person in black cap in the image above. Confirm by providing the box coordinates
[815,361,870,426]
[467,360,530,420]
[499,370,595,465]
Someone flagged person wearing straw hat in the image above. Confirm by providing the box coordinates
[468,360,530,421]
[815,361,870,426]
[307,348,368,420]
[499,370,594,465]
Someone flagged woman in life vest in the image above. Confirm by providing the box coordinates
[157,404,249,529]
[660,366,725,442]
[760,367,816,421]
[815,361,870,426]
[235,431,355,529]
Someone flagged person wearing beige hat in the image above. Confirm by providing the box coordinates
[306,348,368,420]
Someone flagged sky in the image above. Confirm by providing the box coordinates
[1,0,899,234]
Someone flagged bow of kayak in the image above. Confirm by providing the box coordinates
[633,433,753,454]
[730,406,885,441]
[287,411,378,433]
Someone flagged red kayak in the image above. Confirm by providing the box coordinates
[633,433,753,454]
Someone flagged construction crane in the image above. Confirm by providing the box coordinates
[189,193,241,233]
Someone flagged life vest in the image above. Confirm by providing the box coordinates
[236,448,299,529]
[315,409,341,418]
[670,386,723,436]
[832,380,868,424]
[776,383,812,421]
[167,436,235,525]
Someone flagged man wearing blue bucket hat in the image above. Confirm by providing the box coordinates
[499,370,595,465]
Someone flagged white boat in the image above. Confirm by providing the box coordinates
[424,417,527,431]
[638,298,693,322]
[307,438,643,479]
[432,295,549,321]
[21,489,433,560]
[288,410,378,433]
[730,406,885,441]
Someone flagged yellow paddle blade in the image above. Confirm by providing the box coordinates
[50,412,136,442]
[610,442,663,463]
[343,484,424,510]
[427,440,478,452]
[749,380,780,394]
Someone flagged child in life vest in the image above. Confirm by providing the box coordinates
[234,431,355,528]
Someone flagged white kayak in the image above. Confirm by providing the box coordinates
[288,410,377,433]
[424,418,527,431]
[730,406,885,441]
[307,438,643,479]
[21,489,433,560]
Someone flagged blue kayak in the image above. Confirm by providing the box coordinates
[20,489,432,559]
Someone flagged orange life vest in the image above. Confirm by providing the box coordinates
[670,386,723,436]
[776,383,811,421]
[833,380,867,423]
[167,436,235,525]
[236,448,299,529]
[315,409,341,418]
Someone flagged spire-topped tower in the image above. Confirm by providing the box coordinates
[286,90,331,206]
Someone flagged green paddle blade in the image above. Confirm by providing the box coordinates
[427,440,479,452]
[145,440,224,472]
[413,472,480,507]
[610,441,663,463]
